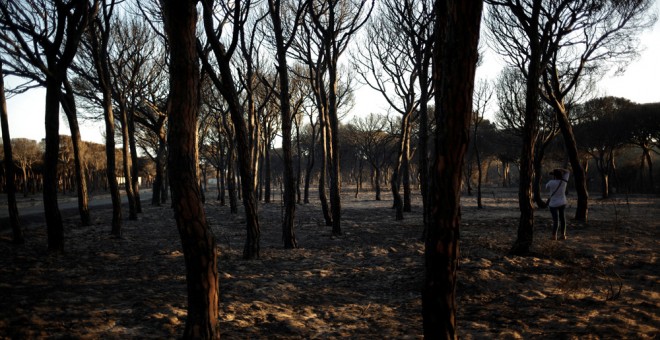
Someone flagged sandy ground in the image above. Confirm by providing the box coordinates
[0,188,658,339]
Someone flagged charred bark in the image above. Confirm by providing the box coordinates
[0,60,23,244]
[162,0,219,337]
[423,1,482,338]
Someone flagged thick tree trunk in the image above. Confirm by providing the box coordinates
[474,126,483,209]
[0,62,24,244]
[510,0,543,256]
[418,53,431,239]
[162,1,219,337]
[423,2,482,338]
[44,77,64,252]
[103,96,122,236]
[327,66,342,236]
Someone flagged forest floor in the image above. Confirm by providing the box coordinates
[0,187,658,339]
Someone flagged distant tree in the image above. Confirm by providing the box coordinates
[161,0,219,337]
[619,102,660,193]
[347,113,392,200]
[575,97,634,198]
[352,0,433,219]
[307,0,374,235]
[423,0,482,337]
[471,79,493,208]
[11,138,41,197]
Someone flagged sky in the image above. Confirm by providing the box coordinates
[2,1,660,145]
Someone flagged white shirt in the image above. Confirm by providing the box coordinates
[545,171,570,208]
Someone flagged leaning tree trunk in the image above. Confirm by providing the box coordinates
[89,17,122,234]
[423,2,482,338]
[555,106,589,222]
[0,61,24,244]
[161,1,219,337]
[62,80,91,226]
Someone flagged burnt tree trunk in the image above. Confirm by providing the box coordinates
[555,107,589,221]
[303,133,315,204]
[128,112,142,213]
[89,14,122,234]
[44,76,65,252]
[510,0,544,256]
[423,1,482,338]
[319,110,332,226]
[119,109,137,220]
[0,60,23,244]
[532,139,547,209]
[61,80,91,226]
[269,0,298,249]
[162,0,219,337]
[403,122,412,212]
[264,143,271,204]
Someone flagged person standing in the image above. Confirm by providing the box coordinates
[546,168,570,240]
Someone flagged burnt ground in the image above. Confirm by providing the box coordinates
[0,188,658,339]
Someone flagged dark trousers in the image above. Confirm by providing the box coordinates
[549,205,566,238]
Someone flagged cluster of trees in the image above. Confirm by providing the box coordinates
[0,0,657,338]
[0,137,155,196]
